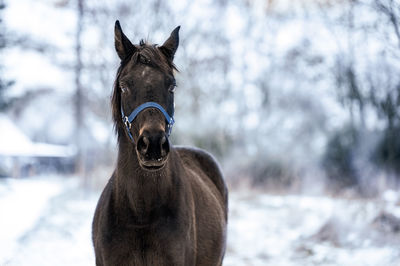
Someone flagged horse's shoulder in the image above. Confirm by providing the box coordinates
[175,146,228,212]
[175,146,218,170]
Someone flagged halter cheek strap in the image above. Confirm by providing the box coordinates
[121,102,175,142]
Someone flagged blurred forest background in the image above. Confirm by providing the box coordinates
[2,0,400,265]
[1,0,400,196]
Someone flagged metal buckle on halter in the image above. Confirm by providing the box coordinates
[123,116,131,130]
[166,123,172,136]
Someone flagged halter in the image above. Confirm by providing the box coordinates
[121,102,175,142]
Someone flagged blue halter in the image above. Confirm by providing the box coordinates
[121,102,175,142]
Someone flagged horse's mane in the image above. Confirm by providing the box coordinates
[111,41,178,139]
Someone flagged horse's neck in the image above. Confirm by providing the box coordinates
[114,143,180,220]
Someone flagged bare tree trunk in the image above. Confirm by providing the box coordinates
[375,0,400,49]
[75,0,85,183]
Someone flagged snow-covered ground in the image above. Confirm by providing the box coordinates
[0,176,97,266]
[226,192,400,266]
[1,176,399,266]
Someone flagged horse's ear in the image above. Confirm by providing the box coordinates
[159,26,180,61]
[114,20,135,60]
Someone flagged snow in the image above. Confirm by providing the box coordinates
[2,49,73,97]
[0,176,399,266]
[0,114,76,157]
[226,192,400,266]
[3,0,76,96]
[0,114,33,156]
[0,176,97,266]
[0,177,67,264]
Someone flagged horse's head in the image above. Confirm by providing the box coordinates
[112,21,179,170]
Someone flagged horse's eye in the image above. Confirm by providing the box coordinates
[121,86,128,94]
[168,84,176,93]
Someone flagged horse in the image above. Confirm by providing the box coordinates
[92,21,228,266]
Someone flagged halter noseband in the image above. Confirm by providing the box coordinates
[121,102,175,142]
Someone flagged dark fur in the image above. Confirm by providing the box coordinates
[92,22,228,266]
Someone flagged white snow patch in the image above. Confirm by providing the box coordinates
[0,177,65,264]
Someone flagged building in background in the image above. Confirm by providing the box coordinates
[0,114,76,178]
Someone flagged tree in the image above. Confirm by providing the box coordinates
[370,0,400,174]
[0,0,14,111]
[328,0,400,181]
[74,0,85,177]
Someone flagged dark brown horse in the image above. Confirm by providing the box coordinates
[92,21,228,266]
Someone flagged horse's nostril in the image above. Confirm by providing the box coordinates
[143,136,150,146]
[137,135,149,155]
[161,135,170,157]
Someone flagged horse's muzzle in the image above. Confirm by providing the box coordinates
[136,130,170,170]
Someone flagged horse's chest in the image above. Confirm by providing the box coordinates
[101,218,193,266]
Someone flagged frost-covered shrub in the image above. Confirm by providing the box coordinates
[373,127,400,176]
[322,125,359,191]
[247,157,298,190]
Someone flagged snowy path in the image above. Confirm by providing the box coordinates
[1,176,399,266]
